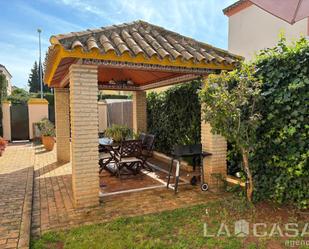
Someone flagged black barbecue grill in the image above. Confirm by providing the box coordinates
[167,144,212,193]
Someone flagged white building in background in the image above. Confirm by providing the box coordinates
[0,64,12,95]
[223,0,309,61]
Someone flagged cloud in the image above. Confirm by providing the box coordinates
[0,0,236,88]
[0,3,86,87]
[17,3,84,33]
[56,0,235,47]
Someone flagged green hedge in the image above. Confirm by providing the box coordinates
[6,88,30,104]
[34,92,54,106]
[251,38,309,208]
[147,80,201,154]
[98,93,131,100]
[147,80,240,172]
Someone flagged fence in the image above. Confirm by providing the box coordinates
[98,99,133,132]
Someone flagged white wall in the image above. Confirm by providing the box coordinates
[28,102,49,139]
[228,4,308,61]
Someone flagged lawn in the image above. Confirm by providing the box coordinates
[31,196,309,249]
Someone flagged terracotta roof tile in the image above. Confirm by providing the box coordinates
[49,20,241,66]
[99,34,114,53]
[87,36,99,51]
[131,28,157,57]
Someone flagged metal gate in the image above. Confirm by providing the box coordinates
[48,105,55,124]
[10,104,29,140]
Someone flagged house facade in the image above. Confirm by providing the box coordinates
[224,0,309,60]
[0,64,12,95]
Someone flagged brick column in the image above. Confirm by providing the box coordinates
[132,91,147,134]
[201,116,227,192]
[55,88,70,162]
[69,64,99,208]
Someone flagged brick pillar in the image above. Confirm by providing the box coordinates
[132,91,147,134]
[55,88,70,162]
[69,64,99,208]
[201,118,227,192]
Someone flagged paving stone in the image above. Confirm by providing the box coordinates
[0,144,34,249]
[31,144,226,238]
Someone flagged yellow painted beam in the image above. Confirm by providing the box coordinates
[28,98,49,105]
[45,46,236,87]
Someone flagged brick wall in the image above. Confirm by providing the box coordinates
[132,91,147,133]
[54,88,70,162]
[69,64,99,208]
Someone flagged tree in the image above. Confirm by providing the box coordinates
[199,65,262,201]
[28,61,50,93]
[0,73,8,135]
[0,73,7,103]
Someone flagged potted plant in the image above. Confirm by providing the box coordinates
[0,137,8,156]
[38,118,55,151]
[104,124,132,143]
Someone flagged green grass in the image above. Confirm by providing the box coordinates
[31,197,308,249]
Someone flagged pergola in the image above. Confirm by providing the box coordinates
[44,20,241,208]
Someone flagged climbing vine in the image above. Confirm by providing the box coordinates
[252,38,309,208]
[147,80,201,154]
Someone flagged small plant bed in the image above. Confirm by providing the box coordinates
[31,196,309,249]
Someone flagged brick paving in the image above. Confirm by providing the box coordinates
[31,144,226,238]
[0,143,227,247]
[0,144,34,249]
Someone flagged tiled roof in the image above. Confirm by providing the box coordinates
[50,20,241,66]
[223,0,247,14]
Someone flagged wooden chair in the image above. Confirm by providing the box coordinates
[139,133,146,144]
[114,140,143,178]
[139,134,155,171]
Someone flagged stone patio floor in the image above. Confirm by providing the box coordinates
[0,143,226,248]
[0,144,34,249]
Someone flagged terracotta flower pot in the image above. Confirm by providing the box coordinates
[42,136,55,151]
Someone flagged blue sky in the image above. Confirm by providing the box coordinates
[0,0,235,89]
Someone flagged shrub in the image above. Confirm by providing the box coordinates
[98,93,131,100]
[37,118,55,137]
[252,38,309,208]
[147,80,201,154]
[6,88,30,104]
[34,92,54,106]
[105,124,132,142]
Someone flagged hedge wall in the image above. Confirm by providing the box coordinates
[147,80,240,174]
[147,80,201,154]
[251,38,309,208]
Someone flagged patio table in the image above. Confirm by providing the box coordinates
[99,137,114,146]
[99,138,143,176]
